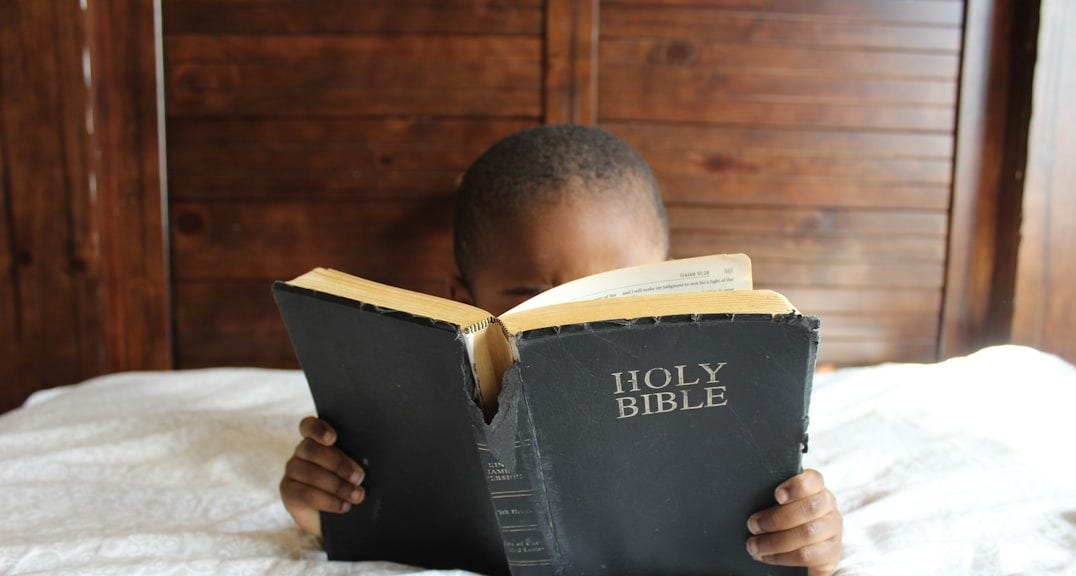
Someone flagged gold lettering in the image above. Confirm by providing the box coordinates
[698,362,727,384]
[680,388,706,410]
[705,385,728,407]
[653,392,677,413]
[612,370,641,394]
[616,396,639,419]
[644,367,672,390]
[675,365,700,386]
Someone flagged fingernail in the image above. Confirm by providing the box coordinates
[350,469,364,485]
[747,515,762,535]
[775,487,789,504]
[340,501,351,513]
[746,537,759,557]
[350,487,364,503]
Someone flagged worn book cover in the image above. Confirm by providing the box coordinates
[273,254,815,576]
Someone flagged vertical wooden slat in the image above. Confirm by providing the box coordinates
[1012,0,1076,363]
[0,0,104,412]
[940,0,1014,358]
[86,0,172,372]
[544,0,598,125]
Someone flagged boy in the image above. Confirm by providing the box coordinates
[280,125,843,575]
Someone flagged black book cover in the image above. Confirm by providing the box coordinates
[273,283,509,575]
[485,313,817,576]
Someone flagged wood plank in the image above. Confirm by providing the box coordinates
[776,287,943,315]
[162,0,544,36]
[173,280,299,369]
[752,261,946,289]
[165,34,541,63]
[170,171,463,201]
[602,0,964,27]
[601,39,961,80]
[814,314,940,341]
[666,206,948,237]
[1013,0,1076,364]
[600,65,957,108]
[601,6,963,52]
[86,0,172,372]
[165,40,543,117]
[166,118,535,199]
[816,339,938,366]
[0,0,102,412]
[167,117,536,145]
[170,199,457,282]
[599,95,955,131]
[605,122,954,159]
[544,0,599,124]
[657,176,951,210]
[940,0,1012,358]
[642,145,951,185]
[671,233,946,263]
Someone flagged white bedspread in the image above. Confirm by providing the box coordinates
[1,345,1074,575]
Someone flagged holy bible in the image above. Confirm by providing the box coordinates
[272,254,816,576]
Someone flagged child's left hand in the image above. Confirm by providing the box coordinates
[745,469,843,576]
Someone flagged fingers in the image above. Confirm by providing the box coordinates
[775,468,824,505]
[293,437,366,486]
[282,417,365,518]
[748,469,831,534]
[281,458,365,514]
[299,416,337,446]
[746,469,843,573]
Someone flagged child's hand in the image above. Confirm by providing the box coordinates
[745,469,842,576]
[279,416,366,538]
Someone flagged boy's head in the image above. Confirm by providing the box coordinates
[453,124,669,315]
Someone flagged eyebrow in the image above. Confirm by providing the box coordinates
[501,286,549,296]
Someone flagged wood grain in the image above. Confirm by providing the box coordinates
[1012,0,1076,363]
[86,0,172,372]
[0,1,103,412]
[170,199,457,284]
[602,5,963,51]
[163,0,544,36]
[167,118,535,199]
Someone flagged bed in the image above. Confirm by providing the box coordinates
[1,345,1074,575]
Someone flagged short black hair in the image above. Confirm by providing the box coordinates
[453,124,668,285]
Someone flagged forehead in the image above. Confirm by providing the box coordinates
[480,193,666,285]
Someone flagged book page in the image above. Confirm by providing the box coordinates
[502,253,753,316]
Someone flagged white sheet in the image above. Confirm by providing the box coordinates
[1,345,1074,575]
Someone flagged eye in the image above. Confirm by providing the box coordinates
[502,286,548,297]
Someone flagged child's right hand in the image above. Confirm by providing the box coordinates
[280,416,366,538]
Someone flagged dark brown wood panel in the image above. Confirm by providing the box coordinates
[671,233,945,263]
[607,123,955,157]
[170,199,457,288]
[173,280,299,368]
[602,5,962,50]
[659,176,950,210]
[0,1,103,412]
[604,0,964,26]
[601,40,961,79]
[598,1,964,365]
[163,0,544,36]
[166,44,543,118]
[544,0,599,124]
[87,0,172,373]
[666,206,948,237]
[168,118,535,199]
[1012,0,1076,363]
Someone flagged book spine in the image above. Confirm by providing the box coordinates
[476,439,554,575]
[475,364,555,576]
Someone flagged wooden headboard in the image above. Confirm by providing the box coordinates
[4,0,1074,413]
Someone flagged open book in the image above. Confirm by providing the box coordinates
[273,254,814,576]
